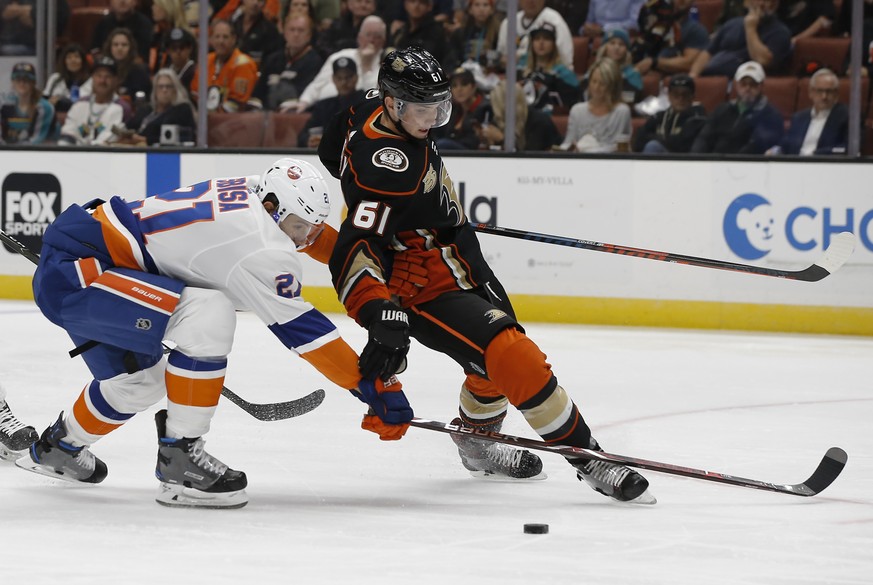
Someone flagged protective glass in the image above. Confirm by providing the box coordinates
[279,214,325,249]
[393,98,452,129]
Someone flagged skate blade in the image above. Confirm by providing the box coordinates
[14,454,97,485]
[469,470,548,482]
[156,483,249,509]
[1,445,28,462]
[624,489,657,505]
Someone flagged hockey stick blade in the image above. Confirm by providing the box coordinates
[473,224,856,282]
[220,387,325,421]
[410,418,848,497]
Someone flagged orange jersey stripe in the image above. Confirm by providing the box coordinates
[92,205,143,270]
[91,271,180,315]
[300,337,362,390]
[72,393,122,437]
[74,257,102,287]
[166,372,223,407]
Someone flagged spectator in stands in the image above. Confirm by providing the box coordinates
[57,56,127,146]
[444,0,502,73]
[632,73,707,153]
[689,0,792,79]
[497,0,574,72]
[546,0,587,37]
[778,0,835,43]
[475,78,562,150]
[587,28,642,107]
[212,0,281,24]
[191,19,260,111]
[252,11,323,110]
[0,63,54,144]
[451,0,507,30]
[92,0,154,63]
[233,0,284,64]
[580,0,644,38]
[558,58,631,152]
[291,14,386,111]
[0,0,35,55]
[317,0,378,57]
[282,0,335,31]
[692,60,784,154]
[633,0,710,76]
[102,28,153,106]
[46,97,73,143]
[717,0,748,29]
[297,56,366,147]
[835,0,873,78]
[43,43,92,106]
[392,0,448,64]
[518,22,579,112]
[150,0,191,74]
[115,68,197,146]
[431,66,487,149]
[161,27,197,97]
[771,67,847,155]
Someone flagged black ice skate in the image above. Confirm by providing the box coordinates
[154,409,248,509]
[0,399,38,461]
[15,412,108,483]
[451,417,546,480]
[571,439,656,505]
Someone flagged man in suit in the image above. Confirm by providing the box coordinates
[776,68,848,155]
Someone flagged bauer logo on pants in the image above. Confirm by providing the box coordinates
[1,173,61,255]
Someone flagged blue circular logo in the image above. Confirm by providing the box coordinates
[723,193,775,260]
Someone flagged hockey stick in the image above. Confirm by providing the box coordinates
[410,418,847,497]
[1,228,325,422]
[220,386,325,422]
[0,228,41,265]
[472,224,856,282]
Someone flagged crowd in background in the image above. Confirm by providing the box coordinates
[0,0,871,155]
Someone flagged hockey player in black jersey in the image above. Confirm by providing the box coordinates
[318,46,655,503]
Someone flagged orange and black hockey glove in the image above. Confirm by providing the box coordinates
[355,376,413,441]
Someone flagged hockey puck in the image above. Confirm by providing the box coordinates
[523,523,549,534]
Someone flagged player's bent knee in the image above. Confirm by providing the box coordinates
[166,288,236,358]
[483,328,553,405]
[101,360,167,412]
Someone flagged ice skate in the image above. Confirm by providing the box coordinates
[0,400,39,461]
[451,418,546,481]
[15,412,108,483]
[571,439,656,505]
[154,409,248,509]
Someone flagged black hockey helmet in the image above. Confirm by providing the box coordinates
[378,46,451,104]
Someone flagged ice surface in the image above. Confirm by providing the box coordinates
[1,300,870,585]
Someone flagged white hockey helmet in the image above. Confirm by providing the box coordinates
[255,158,331,247]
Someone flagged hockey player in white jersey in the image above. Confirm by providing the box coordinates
[19,158,413,508]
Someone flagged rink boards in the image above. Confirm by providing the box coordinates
[0,149,870,335]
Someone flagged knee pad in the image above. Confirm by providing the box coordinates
[165,288,236,358]
[483,328,553,406]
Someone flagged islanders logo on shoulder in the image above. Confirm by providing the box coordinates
[373,147,408,172]
[723,193,775,260]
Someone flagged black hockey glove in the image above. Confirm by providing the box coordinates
[358,299,410,381]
